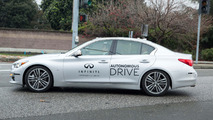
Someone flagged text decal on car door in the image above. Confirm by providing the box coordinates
[78,63,100,77]
[110,64,139,76]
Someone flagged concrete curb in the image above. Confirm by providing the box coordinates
[193,64,213,69]
[0,48,67,54]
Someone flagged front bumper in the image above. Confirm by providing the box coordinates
[10,72,22,85]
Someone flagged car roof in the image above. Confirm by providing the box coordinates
[95,37,156,47]
[95,37,151,43]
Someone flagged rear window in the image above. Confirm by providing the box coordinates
[141,44,155,55]
[115,40,155,55]
[116,40,141,55]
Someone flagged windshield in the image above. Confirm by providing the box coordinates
[65,40,93,54]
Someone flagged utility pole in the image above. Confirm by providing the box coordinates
[195,0,211,64]
[72,0,79,48]
[195,14,201,64]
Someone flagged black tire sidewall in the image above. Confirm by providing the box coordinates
[142,70,170,96]
[25,66,53,92]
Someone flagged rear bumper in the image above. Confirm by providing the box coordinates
[171,70,197,89]
[173,79,196,89]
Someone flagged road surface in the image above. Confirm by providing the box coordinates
[0,63,213,120]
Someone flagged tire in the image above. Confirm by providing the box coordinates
[141,70,170,96]
[25,66,53,92]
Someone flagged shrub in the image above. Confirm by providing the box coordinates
[201,48,213,61]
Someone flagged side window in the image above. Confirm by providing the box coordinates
[141,44,155,55]
[81,40,113,55]
[116,40,141,55]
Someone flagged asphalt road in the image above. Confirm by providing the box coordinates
[0,63,213,120]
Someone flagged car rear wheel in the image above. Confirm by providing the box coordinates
[142,70,170,96]
[25,66,53,92]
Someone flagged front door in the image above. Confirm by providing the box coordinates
[63,40,113,83]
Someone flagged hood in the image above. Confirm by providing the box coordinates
[15,54,62,63]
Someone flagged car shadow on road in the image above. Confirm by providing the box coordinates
[11,86,191,97]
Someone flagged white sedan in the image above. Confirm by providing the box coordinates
[10,37,197,96]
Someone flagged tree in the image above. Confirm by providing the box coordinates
[84,0,212,52]
[0,0,38,28]
[30,9,52,30]
[41,0,73,30]
[41,0,98,30]
[210,0,213,15]
[129,0,211,46]
[201,26,213,49]
[83,0,143,37]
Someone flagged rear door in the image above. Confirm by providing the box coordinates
[110,40,156,84]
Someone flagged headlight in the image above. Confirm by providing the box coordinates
[13,61,28,68]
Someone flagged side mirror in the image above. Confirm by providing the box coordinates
[73,50,82,57]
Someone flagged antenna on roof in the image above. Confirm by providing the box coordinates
[129,31,133,38]
[141,24,148,39]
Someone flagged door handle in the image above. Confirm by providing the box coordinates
[140,59,150,63]
[98,60,108,64]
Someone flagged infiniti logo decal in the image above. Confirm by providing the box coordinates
[79,63,99,76]
[84,63,94,69]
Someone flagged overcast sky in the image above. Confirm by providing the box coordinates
[35,0,42,5]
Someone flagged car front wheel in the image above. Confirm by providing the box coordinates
[25,66,53,92]
[142,70,170,96]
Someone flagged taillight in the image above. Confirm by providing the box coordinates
[178,59,193,66]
